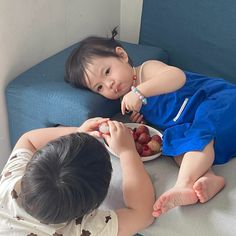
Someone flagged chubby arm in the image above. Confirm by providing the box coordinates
[104,121,155,236]
[121,60,186,114]
[13,127,80,153]
[13,117,109,153]
[136,60,186,97]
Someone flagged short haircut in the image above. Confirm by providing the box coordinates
[21,132,112,224]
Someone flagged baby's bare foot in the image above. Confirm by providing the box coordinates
[193,175,225,203]
[152,187,198,217]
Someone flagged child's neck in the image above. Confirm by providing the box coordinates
[133,67,138,86]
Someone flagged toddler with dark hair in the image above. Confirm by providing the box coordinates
[0,117,155,235]
[65,28,236,217]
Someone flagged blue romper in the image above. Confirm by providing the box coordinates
[140,71,236,164]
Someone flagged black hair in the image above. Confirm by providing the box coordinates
[65,27,133,89]
[21,132,112,224]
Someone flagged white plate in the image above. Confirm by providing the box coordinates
[104,123,163,162]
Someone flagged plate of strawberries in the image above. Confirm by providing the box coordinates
[100,122,163,162]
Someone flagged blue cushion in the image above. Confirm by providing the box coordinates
[122,41,168,66]
[140,0,236,84]
[6,41,168,147]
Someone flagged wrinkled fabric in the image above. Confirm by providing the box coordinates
[141,71,236,164]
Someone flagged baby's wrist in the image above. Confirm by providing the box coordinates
[131,86,147,105]
[76,127,82,133]
[119,149,139,159]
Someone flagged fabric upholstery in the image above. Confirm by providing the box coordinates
[6,41,168,146]
[140,0,236,84]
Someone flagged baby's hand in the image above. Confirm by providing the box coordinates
[103,121,136,156]
[79,117,110,137]
[129,111,146,124]
[98,122,110,134]
[121,91,142,115]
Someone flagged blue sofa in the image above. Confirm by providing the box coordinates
[5,0,236,235]
[5,41,167,147]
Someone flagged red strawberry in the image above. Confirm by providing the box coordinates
[132,132,139,141]
[147,139,161,153]
[151,134,162,144]
[135,142,143,155]
[142,145,154,156]
[136,125,149,135]
[138,133,151,144]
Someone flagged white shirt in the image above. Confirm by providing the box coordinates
[0,149,118,236]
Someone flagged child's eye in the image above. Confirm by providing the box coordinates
[105,68,110,76]
[97,85,103,92]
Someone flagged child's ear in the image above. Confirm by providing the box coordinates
[115,47,129,62]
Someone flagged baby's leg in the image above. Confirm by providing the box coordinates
[175,150,225,203]
[153,141,215,217]
[193,169,225,203]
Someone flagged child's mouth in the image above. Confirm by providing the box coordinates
[115,84,121,93]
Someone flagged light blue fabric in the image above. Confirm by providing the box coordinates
[141,72,236,164]
[5,41,168,147]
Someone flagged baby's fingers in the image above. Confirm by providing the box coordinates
[92,117,110,127]
[136,116,144,123]
[121,100,127,115]
[102,133,111,144]
[130,112,143,123]
[107,120,117,133]
[96,117,110,123]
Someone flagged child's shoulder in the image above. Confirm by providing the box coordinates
[139,60,169,72]
[139,59,167,68]
[137,60,170,82]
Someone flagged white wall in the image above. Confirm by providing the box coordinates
[120,0,143,43]
[0,0,120,169]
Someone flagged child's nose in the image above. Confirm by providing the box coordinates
[105,79,114,89]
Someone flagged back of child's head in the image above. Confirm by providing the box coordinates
[21,132,112,224]
[65,27,133,89]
